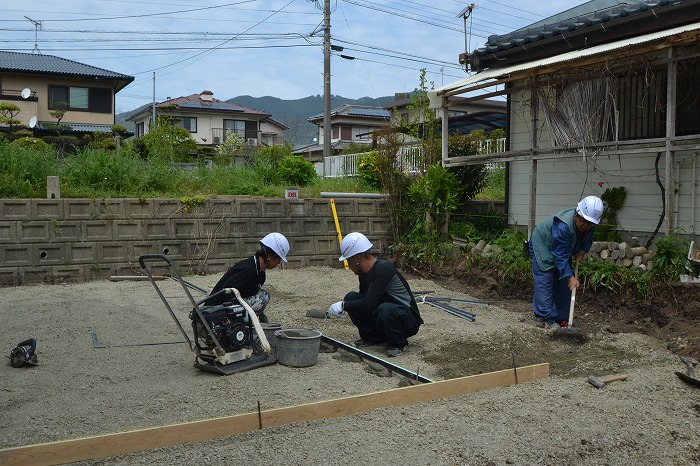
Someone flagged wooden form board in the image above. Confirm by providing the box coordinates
[0,363,548,465]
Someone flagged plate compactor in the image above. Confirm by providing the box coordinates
[139,254,276,375]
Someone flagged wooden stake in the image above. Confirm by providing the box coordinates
[0,363,548,466]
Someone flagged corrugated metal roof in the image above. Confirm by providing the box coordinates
[0,51,134,91]
[429,21,700,108]
[473,0,685,60]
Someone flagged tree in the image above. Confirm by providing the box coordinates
[0,103,22,132]
[138,117,198,162]
[49,102,67,124]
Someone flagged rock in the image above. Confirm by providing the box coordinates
[306,309,327,319]
[364,361,393,377]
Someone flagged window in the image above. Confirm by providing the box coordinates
[341,126,352,140]
[356,126,369,140]
[223,119,258,140]
[136,122,145,137]
[48,85,112,113]
[676,57,700,137]
[615,67,666,140]
[173,117,197,132]
[223,119,246,139]
[332,125,339,139]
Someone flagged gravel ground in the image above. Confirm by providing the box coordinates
[1,265,699,465]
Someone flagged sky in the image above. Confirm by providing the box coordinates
[2,0,587,114]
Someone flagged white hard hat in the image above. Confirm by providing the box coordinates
[576,196,604,224]
[338,232,373,262]
[260,232,290,262]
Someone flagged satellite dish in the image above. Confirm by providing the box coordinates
[28,116,37,128]
[21,88,31,99]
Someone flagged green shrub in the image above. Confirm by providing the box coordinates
[357,151,382,188]
[489,228,531,282]
[277,155,316,186]
[651,233,689,281]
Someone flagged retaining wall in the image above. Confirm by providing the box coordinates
[0,197,392,286]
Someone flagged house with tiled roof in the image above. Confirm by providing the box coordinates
[293,104,390,162]
[127,90,288,147]
[429,0,700,245]
[0,51,133,135]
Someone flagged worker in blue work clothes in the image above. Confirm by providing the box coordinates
[528,196,604,330]
[327,232,423,357]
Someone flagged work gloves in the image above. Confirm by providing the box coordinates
[327,301,344,318]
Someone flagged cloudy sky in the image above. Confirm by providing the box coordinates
[2,0,586,113]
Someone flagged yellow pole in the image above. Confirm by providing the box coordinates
[330,199,348,270]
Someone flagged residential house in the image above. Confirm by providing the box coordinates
[385,91,506,136]
[127,91,287,147]
[429,0,700,244]
[294,97,506,177]
[0,51,133,136]
[292,104,390,163]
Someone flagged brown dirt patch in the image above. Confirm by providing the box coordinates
[414,260,700,365]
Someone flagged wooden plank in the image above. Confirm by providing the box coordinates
[0,363,548,466]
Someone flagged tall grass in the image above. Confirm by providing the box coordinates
[0,141,57,197]
[0,141,369,199]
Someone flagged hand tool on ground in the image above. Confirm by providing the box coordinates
[675,356,700,388]
[139,254,276,375]
[568,258,580,327]
[587,374,628,388]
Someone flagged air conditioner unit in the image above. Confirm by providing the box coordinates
[247,138,258,146]
[213,136,220,144]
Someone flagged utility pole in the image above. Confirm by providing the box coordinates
[322,0,331,175]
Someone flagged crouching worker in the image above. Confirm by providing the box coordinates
[204,232,290,323]
[328,232,423,357]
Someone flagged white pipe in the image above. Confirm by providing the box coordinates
[320,192,389,198]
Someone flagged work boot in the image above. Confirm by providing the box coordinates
[352,338,384,348]
[543,320,560,330]
[386,345,408,357]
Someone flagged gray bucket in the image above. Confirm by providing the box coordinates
[260,323,282,351]
[274,328,322,367]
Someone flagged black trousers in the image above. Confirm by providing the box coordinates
[344,291,419,347]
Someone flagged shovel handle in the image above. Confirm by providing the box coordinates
[568,259,580,327]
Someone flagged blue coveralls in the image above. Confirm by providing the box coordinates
[529,208,595,324]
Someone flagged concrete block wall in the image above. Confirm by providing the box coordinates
[0,197,391,286]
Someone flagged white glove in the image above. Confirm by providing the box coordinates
[327,301,344,318]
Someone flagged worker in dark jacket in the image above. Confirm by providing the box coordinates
[529,196,603,330]
[204,232,290,323]
[328,232,423,357]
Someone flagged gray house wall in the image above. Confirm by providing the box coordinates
[0,197,391,286]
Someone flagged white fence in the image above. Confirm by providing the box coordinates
[320,138,506,178]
